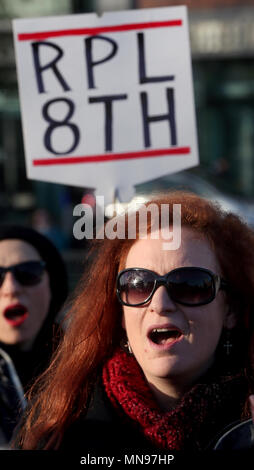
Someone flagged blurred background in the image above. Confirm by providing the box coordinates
[1,0,254,287]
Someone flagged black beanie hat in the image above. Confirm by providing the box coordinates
[0,224,68,321]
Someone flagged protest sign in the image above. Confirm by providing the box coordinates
[13,6,198,204]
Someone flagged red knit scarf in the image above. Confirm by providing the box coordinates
[102,347,248,451]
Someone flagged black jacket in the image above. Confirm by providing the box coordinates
[213,418,254,450]
[0,322,61,447]
[58,379,254,455]
[59,380,155,454]
[0,349,26,447]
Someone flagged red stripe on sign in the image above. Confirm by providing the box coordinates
[18,19,182,41]
[33,147,191,166]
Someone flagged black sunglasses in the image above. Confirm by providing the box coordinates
[116,266,227,307]
[0,261,46,287]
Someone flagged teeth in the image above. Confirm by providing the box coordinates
[149,327,181,345]
[152,328,177,333]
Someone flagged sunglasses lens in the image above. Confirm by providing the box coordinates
[15,261,45,286]
[118,270,155,305]
[169,269,214,305]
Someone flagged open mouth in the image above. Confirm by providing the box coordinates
[4,304,29,326]
[149,328,182,346]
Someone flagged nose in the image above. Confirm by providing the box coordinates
[148,285,177,314]
[0,271,22,296]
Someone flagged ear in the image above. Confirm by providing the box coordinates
[224,309,237,329]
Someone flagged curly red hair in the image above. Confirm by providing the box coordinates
[16,191,254,449]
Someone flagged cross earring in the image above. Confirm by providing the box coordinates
[223,329,233,356]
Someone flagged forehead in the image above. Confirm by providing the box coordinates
[0,239,41,266]
[124,227,220,274]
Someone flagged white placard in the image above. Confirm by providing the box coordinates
[13,6,199,204]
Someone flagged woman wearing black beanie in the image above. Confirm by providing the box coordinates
[0,225,68,446]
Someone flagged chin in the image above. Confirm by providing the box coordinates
[0,336,21,345]
[145,356,182,378]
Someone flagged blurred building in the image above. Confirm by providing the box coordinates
[136,0,254,198]
[0,0,95,287]
[0,0,93,231]
[0,0,254,239]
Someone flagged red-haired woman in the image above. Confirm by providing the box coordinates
[15,192,254,453]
